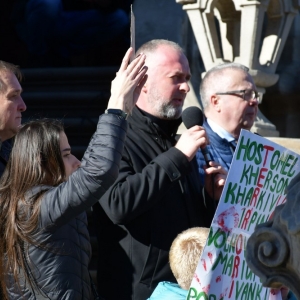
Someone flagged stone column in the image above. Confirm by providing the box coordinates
[176,0,300,137]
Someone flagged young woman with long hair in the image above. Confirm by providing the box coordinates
[0,48,147,299]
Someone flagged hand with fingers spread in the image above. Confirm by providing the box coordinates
[175,125,207,162]
[107,47,148,114]
[204,161,227,200]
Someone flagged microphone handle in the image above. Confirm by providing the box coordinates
[201,147,213,167]
[201,147,217,210]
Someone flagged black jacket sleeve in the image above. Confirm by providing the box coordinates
[38,113,127,229]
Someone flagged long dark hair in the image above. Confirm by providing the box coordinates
[0,119,66,296]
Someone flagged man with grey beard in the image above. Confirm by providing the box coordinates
[92,39,226,300]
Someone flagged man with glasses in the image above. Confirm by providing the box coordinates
[196,62,259,184]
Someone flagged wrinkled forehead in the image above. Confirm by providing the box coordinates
[0,70,21,93]
[217,68,255,89]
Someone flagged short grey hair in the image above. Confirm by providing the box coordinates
[135,39,184,57]
[200,62,249,111]
[0,61,22,92]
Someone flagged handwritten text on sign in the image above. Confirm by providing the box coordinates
[188,130,300,300]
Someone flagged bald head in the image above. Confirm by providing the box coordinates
[136,39,184,58]
[200,63,250,113]
[135,40,191,120]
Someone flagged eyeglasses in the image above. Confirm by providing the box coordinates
[215,89,259,102]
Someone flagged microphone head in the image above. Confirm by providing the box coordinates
[182,106,204,129]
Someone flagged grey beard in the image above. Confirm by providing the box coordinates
[155,103,182,119]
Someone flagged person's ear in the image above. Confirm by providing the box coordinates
[142,82,147,93]
[211,94,221,112]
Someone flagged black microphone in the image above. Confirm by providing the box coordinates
[181,106,213,166]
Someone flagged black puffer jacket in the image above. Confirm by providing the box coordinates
[94,107,216,300]
[6,113,127,300]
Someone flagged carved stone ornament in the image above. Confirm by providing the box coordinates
[246,172,300,299]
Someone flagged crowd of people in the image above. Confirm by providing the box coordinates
[0,38,296,300]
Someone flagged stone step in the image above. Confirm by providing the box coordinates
[21,66,118,86]
[20,66,118,159]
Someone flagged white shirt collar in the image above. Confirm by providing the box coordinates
[207,118,236,142]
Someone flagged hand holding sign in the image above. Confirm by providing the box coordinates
[204,161,227,200]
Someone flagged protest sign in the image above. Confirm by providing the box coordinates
[188,130,300,300]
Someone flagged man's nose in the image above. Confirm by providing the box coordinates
[249,97,259,106]
[180,81,190,93]
[19,97,27,112]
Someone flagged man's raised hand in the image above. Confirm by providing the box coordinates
[107,48,147,113]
